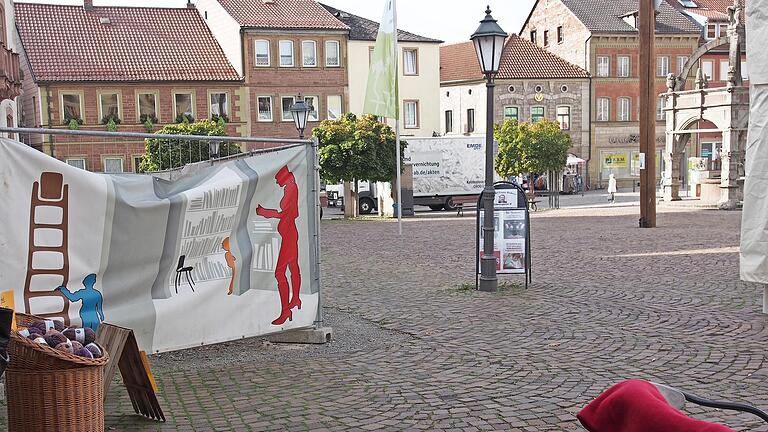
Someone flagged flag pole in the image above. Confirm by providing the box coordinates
[392,0,402,235]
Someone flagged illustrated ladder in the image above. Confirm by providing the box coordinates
[23,172,70,325]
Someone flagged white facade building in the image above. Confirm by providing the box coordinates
[323,4,442,137]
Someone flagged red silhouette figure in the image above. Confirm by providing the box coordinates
[255,166,301,325]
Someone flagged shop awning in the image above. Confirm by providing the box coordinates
[567,154,586,165]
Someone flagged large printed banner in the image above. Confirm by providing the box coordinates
[0,139,320,353]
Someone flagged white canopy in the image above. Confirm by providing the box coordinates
[567,154,586,166]
[740,0,768,310]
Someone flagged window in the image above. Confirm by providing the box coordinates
[534,85,543,93]
[504,106,519,121]
[561,85,569,93]
[742,61,749,80]
[103,157,124,173]
[304,96,319,121]
[174,93,193,119]
[327,95,342,120]
[133,156,143,173]
[403,48,418,75]
[61,93,82,122]
[530,30,537,45]
[66,158,86,170]
[368,46,375,66]
[556,106,570,130]
[557,26,563,43]
[467,108,475,133]
[404,100,419,128]
[706,23,721,40]
[99,92,120,122]
[618,97,631,121]
[302,40,317,67]
[210,92,228,119]
[508,85,515,93]
[617,56,630,77]
[657,96,665,120]
[281,96,295,121]
[597,56,610,77]
[326,40,340,67]
[677,56,689,76]
[597,97,610,121]
[531,106,545,123]
[720,60,729,82]
[257,96,273,121]
[656,56,670,77]
[255,40,270,67]
[445,110,453,133]
[543,30,549,46]
[279,40,294,67]
[137,92,157,122]
[702,60,714,81]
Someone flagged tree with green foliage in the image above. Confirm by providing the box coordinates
[140,119,241,172]
[313,113,406,184]
[313,113,406,217]
[494,119,572,192]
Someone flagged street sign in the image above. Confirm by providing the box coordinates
[475,182,532,289]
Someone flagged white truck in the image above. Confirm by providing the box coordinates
[405,136,494,211]
[326,136,495,214]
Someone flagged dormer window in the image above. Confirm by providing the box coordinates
[678,0,697,7]
[621,12,639,29]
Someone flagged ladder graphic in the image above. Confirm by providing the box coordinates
[23,172,70,325]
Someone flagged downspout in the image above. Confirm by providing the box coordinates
[584,34,593,189]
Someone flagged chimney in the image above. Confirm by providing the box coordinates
[187,0,195,8]
[84,0,94,11]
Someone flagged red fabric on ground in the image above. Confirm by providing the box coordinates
[577,380,735,432]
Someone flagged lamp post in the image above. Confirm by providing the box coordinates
[290,95,311,139]
[639,0,662,228]
[471,6,507,292]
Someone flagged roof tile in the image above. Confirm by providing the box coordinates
[559,0,701,33]
[217,0,348,29]
[320,4,441,43]
[440,35,589,83]
[15,3,241,82]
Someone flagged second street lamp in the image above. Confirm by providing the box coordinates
[471,6,507,293]
[290,95,311,139]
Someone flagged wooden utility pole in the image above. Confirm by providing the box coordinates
[639,0,657,228]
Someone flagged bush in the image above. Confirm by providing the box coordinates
[140,119,241,172]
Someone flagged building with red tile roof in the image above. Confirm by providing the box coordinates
[196,0,350,138]
[0,0,22,140]
[521,0,702,189]
[15,1,246,172]
[440,35,590,163]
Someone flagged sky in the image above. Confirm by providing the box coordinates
[13,0,537,43]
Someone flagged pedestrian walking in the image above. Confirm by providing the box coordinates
[607,173,618,203]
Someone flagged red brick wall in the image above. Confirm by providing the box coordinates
[39,82,246,172]
[242,31,348,138]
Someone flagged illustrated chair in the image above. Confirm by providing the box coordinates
[174,255,195,294]
[578,380,768,431]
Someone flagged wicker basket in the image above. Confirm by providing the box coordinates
[5,367,105,432]
[10,312,109,370]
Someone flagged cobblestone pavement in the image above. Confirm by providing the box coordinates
[4,206,767,431]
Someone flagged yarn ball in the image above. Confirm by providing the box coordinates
[55,341,74,354]
[28,326,44,336]
[84,343,103,359]
[63,327,96,345]
[33,337,48,346]
[31,319,65,333]
[74,348,94,359]
[70,341,84,352]
[43,331,68,348]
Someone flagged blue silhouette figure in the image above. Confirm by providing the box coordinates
[57,273,105,331]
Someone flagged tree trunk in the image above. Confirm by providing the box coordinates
[343,181,356,219]
[353,179,360,218]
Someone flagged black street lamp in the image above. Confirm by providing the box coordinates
[290,95,311,139]
[471,6,507,293]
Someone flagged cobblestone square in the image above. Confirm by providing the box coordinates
[5,205,766,431]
